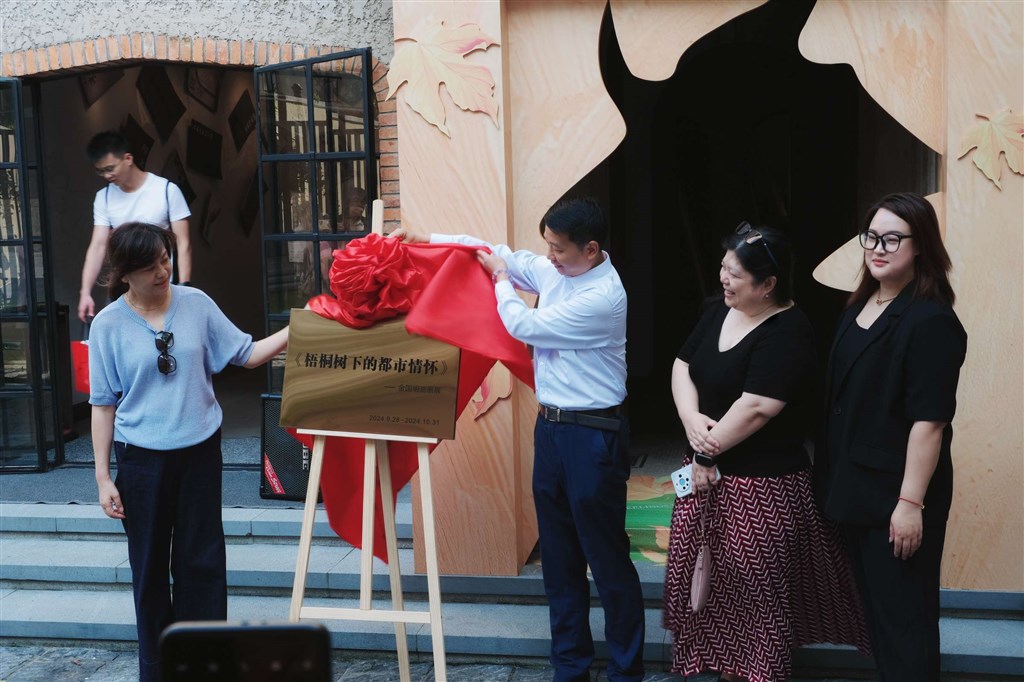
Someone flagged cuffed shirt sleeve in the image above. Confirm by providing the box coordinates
[429,233,544,294]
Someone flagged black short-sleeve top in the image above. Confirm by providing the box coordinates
[819,296,967,526]
[677,302,817,477]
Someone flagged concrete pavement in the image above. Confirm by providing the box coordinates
[0,643,868,681]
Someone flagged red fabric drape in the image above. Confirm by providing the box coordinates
[290,235,534,562]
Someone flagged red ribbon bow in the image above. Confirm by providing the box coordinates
[291,234,534,562]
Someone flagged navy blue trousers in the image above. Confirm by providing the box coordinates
[533,416,645,682]
[114,429,227,682]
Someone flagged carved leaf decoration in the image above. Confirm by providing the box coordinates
[470,363,512,419]
[386,21,500,137]
[957,108,1024,189]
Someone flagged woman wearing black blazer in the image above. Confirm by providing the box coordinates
[817,193,967,682]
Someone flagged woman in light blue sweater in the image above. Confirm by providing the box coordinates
[89,222,288,682]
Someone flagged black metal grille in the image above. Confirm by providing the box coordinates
[260,394,320,502]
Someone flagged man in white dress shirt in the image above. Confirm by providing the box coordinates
[78,131,191,321]
[393,198,644,682]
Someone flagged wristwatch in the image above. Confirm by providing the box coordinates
[693,451,717,468]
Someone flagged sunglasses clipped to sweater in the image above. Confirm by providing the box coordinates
[156,331,176,375]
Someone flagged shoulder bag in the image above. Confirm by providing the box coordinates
[690,489,713,613]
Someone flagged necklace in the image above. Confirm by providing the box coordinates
[875,292,898,305]
[126,293,166,312]
[721,302,783,351]
[745,301,778,319]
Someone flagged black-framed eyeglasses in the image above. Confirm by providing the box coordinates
[93,157,124,176]
[859,230,913,253]
[735,221,780,273]
[155,331,176,375]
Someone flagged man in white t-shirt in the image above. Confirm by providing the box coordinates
[77,131,192,321]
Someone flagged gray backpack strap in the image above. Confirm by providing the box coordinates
[166,179,180,284]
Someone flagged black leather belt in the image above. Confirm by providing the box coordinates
[538,405,622,431]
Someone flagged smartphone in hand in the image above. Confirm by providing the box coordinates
[671,464,694,498]
[670,463,721,498]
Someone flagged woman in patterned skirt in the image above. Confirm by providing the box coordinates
[663,223,869,682]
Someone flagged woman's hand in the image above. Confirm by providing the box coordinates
[98,477,125,520]
[681,411,720,455]
[889,500,923,559]
[692,462,720,492]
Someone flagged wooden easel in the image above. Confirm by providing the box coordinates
[287,200,447,681]
[288,431,447,682]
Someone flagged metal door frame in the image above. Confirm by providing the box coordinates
[0,77,62,471]
[254,48,379,393]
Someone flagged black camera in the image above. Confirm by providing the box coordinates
[160,621,331,681]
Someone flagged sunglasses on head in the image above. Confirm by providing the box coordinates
[735,221,780,273]
[155,331,176,375]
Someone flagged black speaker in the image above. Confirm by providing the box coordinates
[260,394,320,502]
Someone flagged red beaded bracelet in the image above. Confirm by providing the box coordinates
[898,496,925,510]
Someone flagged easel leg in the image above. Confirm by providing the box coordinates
[417,443,447,681]
[289,435,326,622]
[360,439,377,610]
[377,441,411,682]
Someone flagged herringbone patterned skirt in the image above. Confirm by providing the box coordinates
[663,469,870,682]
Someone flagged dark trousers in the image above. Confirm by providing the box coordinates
[533,416,645,682]
[114,429,228,682]
[842,523,946,682]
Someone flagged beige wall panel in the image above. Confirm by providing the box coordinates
[393,1,535,575]
[812,234,862,293]
[507,0,626,253]
[609,0,767,82]
[412,394,524,574]
[941,0,1023,591]
[515,380,541,562]
[798,0,945,154]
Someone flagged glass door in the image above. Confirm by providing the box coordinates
[0,78,62,470]
[255,48,378,392]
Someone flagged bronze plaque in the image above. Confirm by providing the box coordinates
[280,310,460,439]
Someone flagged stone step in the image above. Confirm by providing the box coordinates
[3,504,1023,615]
[0,502,412,543]
[0,535,667,602]
[2,504,1022,678]
[1,588,1021,677]
[0,588,667,662]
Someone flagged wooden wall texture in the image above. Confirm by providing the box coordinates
[393,0,1023,589]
